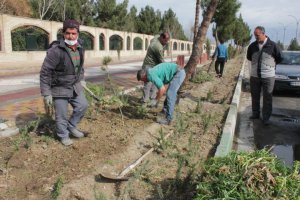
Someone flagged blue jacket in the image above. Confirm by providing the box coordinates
[213,43,228,60]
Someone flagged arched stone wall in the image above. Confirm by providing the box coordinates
[0,14,197,68]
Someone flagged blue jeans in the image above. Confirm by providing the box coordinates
[54,92,88,138]
[163,69,186,121]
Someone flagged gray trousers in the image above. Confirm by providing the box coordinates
[142,65,157,102]
[54,92,88,139]
[250,76,275,120]
[143,81,158,102]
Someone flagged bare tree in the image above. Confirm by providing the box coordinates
[59,0,66,21]
[183,0,218,84]
[0,0,6,13]
[193,0,201,41]
[36,0,59,20]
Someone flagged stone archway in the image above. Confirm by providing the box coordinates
[133,37,142,50]
[11,25,49,51]
[99,33,105,50]
[109,34,123,50]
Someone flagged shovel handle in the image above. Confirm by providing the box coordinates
[117,131,172,178]
[82,85,101,101]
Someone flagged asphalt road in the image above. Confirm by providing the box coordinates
[253,90,300,165]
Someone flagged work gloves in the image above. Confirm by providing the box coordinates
[44,95,53,107]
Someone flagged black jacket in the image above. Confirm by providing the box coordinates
[247,38,282,78]
[40,39,85,97]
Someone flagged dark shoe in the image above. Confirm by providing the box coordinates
[249,115,259,119]
[263,119,270,126]
[68,127,84,138]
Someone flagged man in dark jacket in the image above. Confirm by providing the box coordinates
[40,19,88,145]
[247,26,282,125]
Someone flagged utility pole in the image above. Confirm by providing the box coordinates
[279,22,287,48]
[270,28,279,42]
[288,15,299,41]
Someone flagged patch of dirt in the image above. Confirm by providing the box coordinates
[0,55,243,200]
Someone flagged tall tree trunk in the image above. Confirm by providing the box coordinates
[214,25,219,45]
[184,0,218,84]
[193,0,201,41]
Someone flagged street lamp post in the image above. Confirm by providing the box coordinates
[288,15,300,40]
[279,23,287,47]
[270,28,279,42]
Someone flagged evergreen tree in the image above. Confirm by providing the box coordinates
[183,0,218,84]
[161,8,187,40]
[201,0,241,42]
[276,41,284,51]
[232,14,251,47]
[288,38,300,51]
[135,5,161,35]
[123,6,138,32]
[94,0,128,30]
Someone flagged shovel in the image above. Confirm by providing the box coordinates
[207,59,215,73]
[98,131,172,181]
[81,81,101,102]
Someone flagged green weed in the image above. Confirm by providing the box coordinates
[51,176,64,200]
[94,190,107,200]
[195,149,300,199]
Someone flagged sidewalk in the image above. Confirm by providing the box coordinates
[0,71,140,125]
[0,57,147,124]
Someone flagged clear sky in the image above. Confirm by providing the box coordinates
[116,0,300,45]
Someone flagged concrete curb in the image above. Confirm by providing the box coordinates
[214,55,247,157]
[0,128,19,137]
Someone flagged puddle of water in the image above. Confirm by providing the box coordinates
[281,118,300,123]
[271,145,300,167]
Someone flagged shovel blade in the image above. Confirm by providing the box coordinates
[97,173,129,181]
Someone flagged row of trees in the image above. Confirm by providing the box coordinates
[287,38,300,51]
[201,0,251,47]
[0,0,187,40]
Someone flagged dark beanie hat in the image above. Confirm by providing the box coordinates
[63,19,80,32]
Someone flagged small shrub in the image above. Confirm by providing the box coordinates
[101,56,112,71]
[155,128,171,152]
[201,113,214,134]
[206,89,213,102]
[136,105,148,118]
[84,83,105,104]
[195,99,203,114]
[191,70,213,84]
[174,114,188,136]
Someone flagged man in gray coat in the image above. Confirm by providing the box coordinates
[247,26,282,125]
[40,19,88,145]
